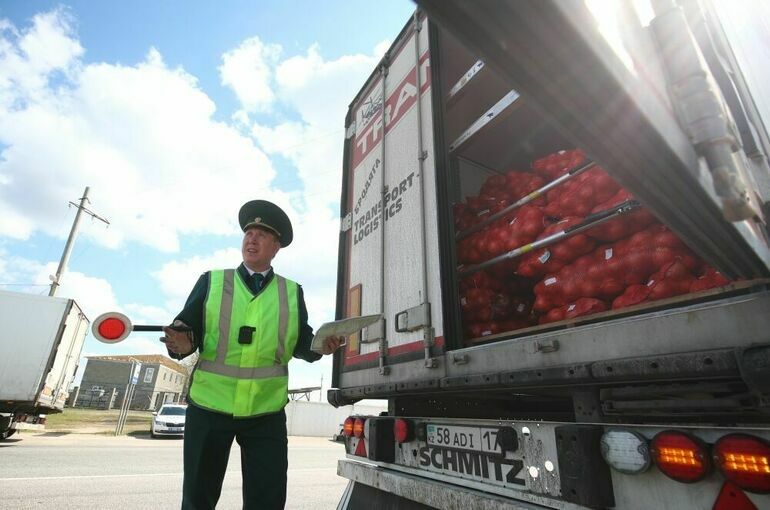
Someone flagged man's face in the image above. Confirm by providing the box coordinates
[241,227,281,271]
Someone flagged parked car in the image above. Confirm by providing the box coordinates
[150,404,187,438]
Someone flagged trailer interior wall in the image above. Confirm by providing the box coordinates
[438,12,740,345]
[704,0,770,196]
[424,1,770,346]
[714,1,770,130]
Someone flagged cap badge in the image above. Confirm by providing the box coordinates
[253,217,262,224]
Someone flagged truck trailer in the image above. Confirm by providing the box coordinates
[331,1,770,508]
[0,290,89,439]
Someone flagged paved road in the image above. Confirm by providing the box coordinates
[0,433,348,509]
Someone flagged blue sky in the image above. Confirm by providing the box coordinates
[0,1,414,396]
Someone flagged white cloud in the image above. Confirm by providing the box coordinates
[0,251,52,295]
[124,303,174,326]
[153,247,242,311]
[0,253,119,322]
[273,42,387,127]
[272,211,339,327]
[50,269,120,321]
[0,11,281,252]
[240,42,390,333]
[373,39,391,59]
[150,225,338,329]
[0,8,83,107]
[88,335,167,357]
[240,40,389,221]
[219,36,281,113]
[1,10,390,391]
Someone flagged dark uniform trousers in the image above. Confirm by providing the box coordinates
[182,403,288,509]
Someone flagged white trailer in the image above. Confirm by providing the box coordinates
[0,290,89,439]
[332,1,770,508]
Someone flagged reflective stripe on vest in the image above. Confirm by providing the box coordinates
[190,268,300,417]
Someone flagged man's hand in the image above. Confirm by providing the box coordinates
[162,320,194,356]
[320,335,345,355]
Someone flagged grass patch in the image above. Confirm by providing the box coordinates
[45,408,153,435]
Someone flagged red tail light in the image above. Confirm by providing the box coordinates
[651,430,711,483]
[343,417,355,437]
[353,418,366,438]
[714,434,770,494]
[394,418,413,443]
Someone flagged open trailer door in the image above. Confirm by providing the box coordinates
[416,0,770,279]
[333,13,448,397]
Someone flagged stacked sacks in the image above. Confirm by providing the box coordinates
[525,148,722,324]
[690,266,731,293]
[479,171,547,205]
[543,167,621,218]
[532,148,587,180]
[455,148,733,338]
[539,298,609,324]
[456,204,547,264]
[517,217,596,279]
[613,260,732,309]
[585,189,658,242]
[532,225,698,321]
[534,224,729,323]
[459,270,536,339]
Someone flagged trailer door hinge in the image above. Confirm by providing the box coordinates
[340,213,352,233]
[452,353,469,365]
[423,326,437,369]
[530,339,559,354]
[737,345,770,398]
[378,337,390,376]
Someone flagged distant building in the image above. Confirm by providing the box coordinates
[75,355,188,411]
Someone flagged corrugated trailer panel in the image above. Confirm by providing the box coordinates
[0,290,70,402]
[340,15,444,379]
[38,300,88,410]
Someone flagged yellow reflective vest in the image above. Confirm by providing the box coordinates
[189,268,300,417]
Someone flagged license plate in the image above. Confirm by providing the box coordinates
[412,424,526,488]
[426,424,503,454]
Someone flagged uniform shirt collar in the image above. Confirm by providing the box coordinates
[242,264,272,279]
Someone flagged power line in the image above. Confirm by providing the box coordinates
[243,167,342,196]
[257,127,343,155]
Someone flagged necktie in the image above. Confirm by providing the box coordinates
[252,272,265,292]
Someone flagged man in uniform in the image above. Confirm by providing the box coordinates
[163,199,343,510]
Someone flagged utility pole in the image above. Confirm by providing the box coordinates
[49,186,109,296]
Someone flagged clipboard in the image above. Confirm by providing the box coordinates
[311,313,382,353]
